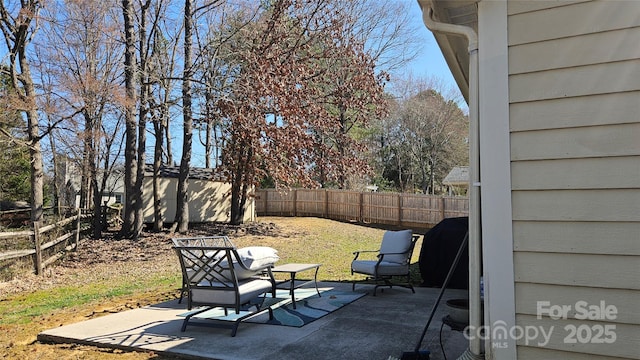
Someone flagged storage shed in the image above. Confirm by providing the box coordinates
[141,165,255,224]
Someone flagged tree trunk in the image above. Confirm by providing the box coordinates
[27,109,44,225]
[205,121,212,169]
[133,106,146,237]
[0,1,43,225]
[17,53,43,225]
[152,119,164,232]
[230,186,245,225]
[229,146,252,225]
[134,3,151,239]
[85,113,103,238]
[173,0,193,233]
[230,172,247,225]
[119,0,139,239]
[164,103,173,165]
[48,121,61,215]
[79,143,90,209]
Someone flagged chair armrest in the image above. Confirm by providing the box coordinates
[377,252,411,265]
[352,249,379,261]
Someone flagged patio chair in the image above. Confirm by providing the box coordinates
[172,236,277,336]
[351,229,420,296]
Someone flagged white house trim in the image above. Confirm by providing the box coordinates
[477,1,517,359]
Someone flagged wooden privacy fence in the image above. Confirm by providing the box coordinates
[0,209,89,277]
[255,188,469,229]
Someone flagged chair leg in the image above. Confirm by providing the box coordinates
[181,306,212,332]
[178,276,187,304]
[230,321,240,337]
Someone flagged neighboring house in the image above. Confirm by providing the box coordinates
[419,1,639,360]
[141,165,255,224]
[442,166,469,195]
[59,159,125,208]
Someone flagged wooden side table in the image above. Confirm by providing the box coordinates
[271,263,321,309]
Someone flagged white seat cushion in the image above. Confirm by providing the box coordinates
[191,278,273,305]
[209,246,280,280]
[351,260,410,276]
[235,246,280,270]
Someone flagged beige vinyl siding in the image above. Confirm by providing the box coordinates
[515,315,639,359]
[509,60,640,103]
[516,283,640,325]
[512,190,640,222]
[511,157,640,190]
[508,0,639,45]
[517,346,635,360]
[507,0,640,358]
[514,252,639,290]
[513,221,640,256]
[509,26,640,74]
[507,0,588,15]
[510,92,640,131]
[510,123,640,161]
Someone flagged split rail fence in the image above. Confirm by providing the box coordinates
[255,188,469,230]
[0,209,90,278]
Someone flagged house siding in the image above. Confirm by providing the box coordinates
[507,0,640,359]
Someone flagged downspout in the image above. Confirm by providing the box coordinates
[422,5,484,360]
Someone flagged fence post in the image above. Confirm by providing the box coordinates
[32,220,42,275]
[292,189,297,217]
[75,208,81,251]
[440,197,446,222]
[324,189,329,218]
[359,192,364,223]
[397,194,402,225]
[263,190,268,215]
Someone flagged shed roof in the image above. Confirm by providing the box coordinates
[443,166,469,186]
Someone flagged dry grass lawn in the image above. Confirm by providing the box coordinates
[0,216,424,359]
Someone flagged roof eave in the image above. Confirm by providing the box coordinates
[417,0,478,103]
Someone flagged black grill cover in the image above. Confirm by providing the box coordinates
[418,217,469,289]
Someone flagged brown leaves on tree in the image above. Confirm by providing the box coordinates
[216,0,388,223]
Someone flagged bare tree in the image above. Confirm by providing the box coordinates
[36,0,126,237]
[0,0,46,228]
[193,1,255,169]
[172,0,224,233]
[171,0,194,233]
[132,0,168,236]
[336,0,423,76]
[374,76,468,194]
[148,18,181,231]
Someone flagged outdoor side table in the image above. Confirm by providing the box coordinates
[271,263,321,309]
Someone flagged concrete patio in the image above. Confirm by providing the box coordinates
[38,282,470,360]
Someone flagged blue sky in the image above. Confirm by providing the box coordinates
[403,0,463,101]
